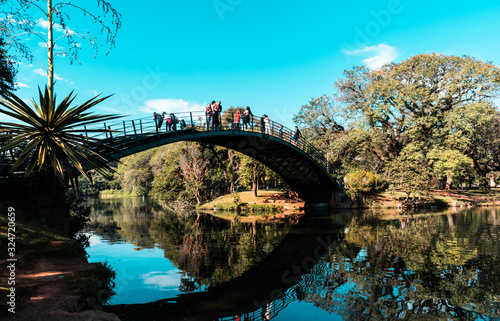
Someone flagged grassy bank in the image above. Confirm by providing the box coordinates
[0,203,116,318]
[0,204,82,260]
[198,188,500,217]
[0,203,84,317]
[371,188,500,209]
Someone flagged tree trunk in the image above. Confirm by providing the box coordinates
[47,0,54,101]
[252,167,259,197]
[476,176,490,190]
[445,174,452,190]
[490,176,497,188]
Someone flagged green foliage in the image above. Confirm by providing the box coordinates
[344,169,381,200]
[68,197,91,238]
[249,204,284,213]
[428,149,474,185]
[386,145,432,199]
[293,53,500,190]
[0,87,121,181]
[0,38,16,94]
[293,95,345,151]
[78,168,121,196]
[77,261,116,306]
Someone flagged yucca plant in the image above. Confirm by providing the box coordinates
[0,86,122,189]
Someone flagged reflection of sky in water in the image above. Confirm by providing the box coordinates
[272,301,343,321]
[85,233,183,304]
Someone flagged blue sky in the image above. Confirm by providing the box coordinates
[6,0,500,128]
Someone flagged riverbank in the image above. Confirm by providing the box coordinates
[199,188,500,218]
[371,188,500,209]
[0,204,120,321]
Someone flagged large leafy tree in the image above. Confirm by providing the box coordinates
[297,53,500,191]
[335,54,500,160]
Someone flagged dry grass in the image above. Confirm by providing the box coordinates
[198,190,281,209]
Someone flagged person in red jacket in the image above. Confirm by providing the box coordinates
[234,109,241,130]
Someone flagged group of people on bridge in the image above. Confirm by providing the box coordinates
[205,102,255,132]
[152,101,302,145]
[153,112,187,132]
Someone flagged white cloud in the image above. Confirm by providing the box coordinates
[38,42,65,51]
[36,18,74,35]
[343,44,400,70]
[141,271,181,290]
[16,82,29,88]
[33,68,64,81]
[140,98,206,114]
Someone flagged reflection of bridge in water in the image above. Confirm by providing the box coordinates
[217,260,348,321]
[1,111,340,205]
[106,214,352,321]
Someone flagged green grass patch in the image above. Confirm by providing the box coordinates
[98,189,134,197]
[76,261,116,307]
[249,204,284,213]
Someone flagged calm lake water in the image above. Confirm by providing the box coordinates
[82,197,500,321]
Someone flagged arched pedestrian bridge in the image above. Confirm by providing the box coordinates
[0,111,339,205]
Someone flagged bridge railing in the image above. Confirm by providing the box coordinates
[1,110,335,177]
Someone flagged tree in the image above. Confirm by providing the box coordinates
[117,150,155,196]
[441,102,500,188]
[239,158,265,197]
[385,144,432,202]
[0,37,16,94]
[181,157,208,204]
[293,95,345,151]
[0,0,121,101]
[428,149,474,189]
[0,87,121,188]
[335,54,500,161]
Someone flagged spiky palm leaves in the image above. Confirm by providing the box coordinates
[0,87,122,184]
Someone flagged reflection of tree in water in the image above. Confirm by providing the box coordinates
[83,197,161,249]
[283,209,500,320]
[84,197,292,293]
[151,211,291,292]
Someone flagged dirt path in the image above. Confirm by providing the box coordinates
[1,242,120,321]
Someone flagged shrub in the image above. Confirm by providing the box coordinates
[68,197,91,238]
[77,261,116,307]
[250,204,284,213]
[345,169,381,200]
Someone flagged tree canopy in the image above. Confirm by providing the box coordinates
[295,53,500,197]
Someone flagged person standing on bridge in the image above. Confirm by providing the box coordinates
[212,100,222,130]
[233,109,241,130]
[165,113,172,131]
[154,112,163,132]
[205,103,212,131]
[264,115,271,136]
[291,126,301,144]
[170,113,177,131]
[243,106,252,131]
